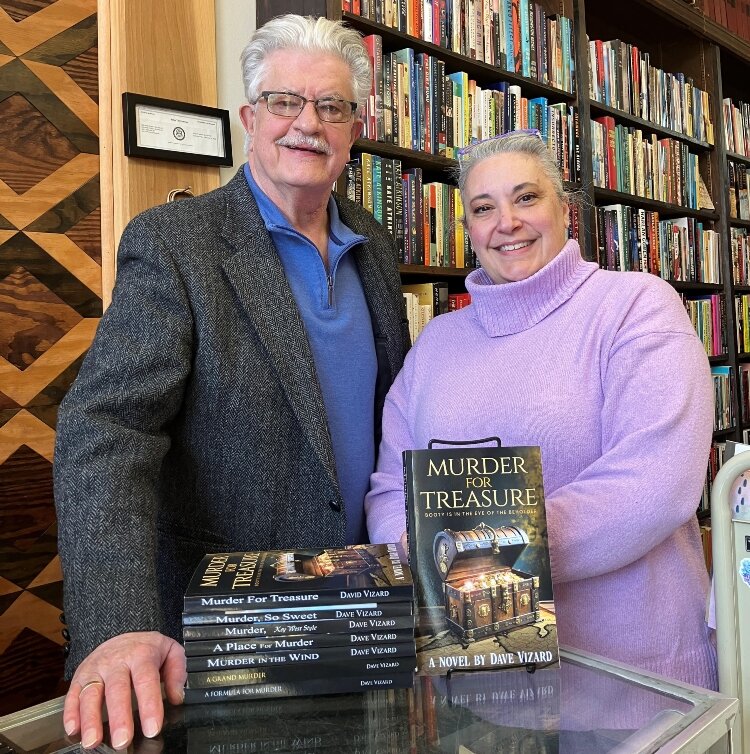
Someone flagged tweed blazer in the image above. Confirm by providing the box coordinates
[53,168,410,674]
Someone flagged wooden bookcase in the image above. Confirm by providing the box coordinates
[719,44,750,445]
[256,0,750,449]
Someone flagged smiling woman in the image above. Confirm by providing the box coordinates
[462,150,570,284]
[365,130,719,693]
[455,130,571,284]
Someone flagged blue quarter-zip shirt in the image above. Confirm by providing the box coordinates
[244,164,377,543]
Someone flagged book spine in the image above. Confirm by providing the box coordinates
[345,160,357,202]
[183,673,415,704]
[373,154,383,223]
[393,158,404,255]
[403,172,413,264]
[182,600,414,625]
[184,583,413,611]
[362,152,374,214]
[183,612,416,641]
[184,628,416,656]
[185,640,417,672]
[527,0,536,81]
[186,656,417,688]
[391,53,400,147]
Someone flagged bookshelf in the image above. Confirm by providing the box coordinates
[256,0,750,447]
[721,45,750,444]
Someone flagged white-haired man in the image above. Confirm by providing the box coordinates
[54,14,408,750]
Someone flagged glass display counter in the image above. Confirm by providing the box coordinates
[0,647,737,754]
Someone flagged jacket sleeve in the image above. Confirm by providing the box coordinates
[54,213,193,673]
[545,287,714,584]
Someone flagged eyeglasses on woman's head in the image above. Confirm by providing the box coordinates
[457,128,545,163]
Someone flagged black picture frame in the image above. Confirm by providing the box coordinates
[122,92,233,167]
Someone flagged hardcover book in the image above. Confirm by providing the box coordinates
[186,656,416,688]
[404,444,558,675]
[184,543,413,611]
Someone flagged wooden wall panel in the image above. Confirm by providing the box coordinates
[0,0,220,716]
[101,0,221,307]
[0,0,99,715]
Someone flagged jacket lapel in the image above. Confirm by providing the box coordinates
[218,171,339,494]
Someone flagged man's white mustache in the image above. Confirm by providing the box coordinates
[275,135,333,155]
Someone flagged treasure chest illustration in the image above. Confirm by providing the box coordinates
[273,547,380,581]
[433,522,540,644]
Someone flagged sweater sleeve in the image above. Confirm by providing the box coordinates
[545,284,713,584]
[54,213,193,673]
[365,349,415,545]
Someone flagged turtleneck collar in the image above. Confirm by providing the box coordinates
[465,239,599,337]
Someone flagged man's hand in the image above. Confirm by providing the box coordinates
[63,631,186,751]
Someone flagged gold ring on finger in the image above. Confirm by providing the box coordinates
[80,679,104,694]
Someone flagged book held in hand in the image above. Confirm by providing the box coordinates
[404,443,559,675]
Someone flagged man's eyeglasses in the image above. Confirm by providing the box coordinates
[254,91,358,123]
[457,128,545,162]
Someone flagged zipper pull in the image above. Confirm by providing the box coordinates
[327,274,334,307]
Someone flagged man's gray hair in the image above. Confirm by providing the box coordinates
[241,15,372,110]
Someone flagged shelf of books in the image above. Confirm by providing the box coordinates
[720,43,750,478]
[257,0,750,540]
[331,0,580,338]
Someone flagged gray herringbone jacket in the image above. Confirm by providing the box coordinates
[53,168,410,675]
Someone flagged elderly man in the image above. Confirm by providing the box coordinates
[54,14,409,751]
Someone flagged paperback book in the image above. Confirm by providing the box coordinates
[183,542,417,702]
[182,613,415,640]
[184,629,415,656]
[186,656,416,688]
[185,640,416,672]
[182,600,413,626]
[404,444,559,675]
[184,543,412,611]
[184,673,415,704]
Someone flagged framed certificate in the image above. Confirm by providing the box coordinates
[122,92,233,167]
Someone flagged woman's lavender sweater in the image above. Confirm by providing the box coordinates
[365,239,718,689]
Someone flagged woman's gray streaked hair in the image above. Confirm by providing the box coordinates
[241,15,372,110]
[453,132,570,205]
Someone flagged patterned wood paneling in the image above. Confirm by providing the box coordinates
[0,92,79,194]
[0,627,68,716]
[0,0,99,714]
[65,205,101,262]
[0,447,55,552]
[0,2,57,24]
[0,267,83,370]
[61,44,96,101]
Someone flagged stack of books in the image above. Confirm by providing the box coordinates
[181,544,416,703]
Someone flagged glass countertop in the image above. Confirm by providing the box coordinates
[0,648,737,754]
